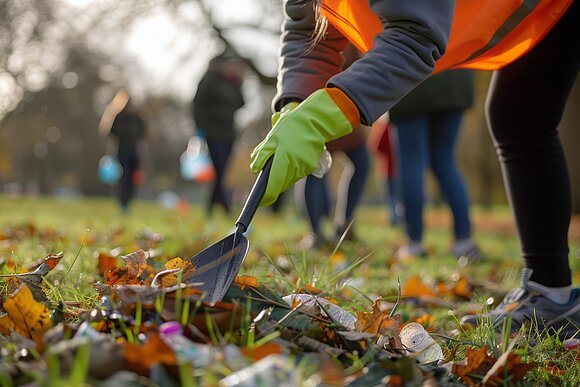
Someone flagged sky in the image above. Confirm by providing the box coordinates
[0,0,281,124]
[65,0,280,102]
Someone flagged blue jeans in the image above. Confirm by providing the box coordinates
[394,110,472,243]
[304,144,370,235]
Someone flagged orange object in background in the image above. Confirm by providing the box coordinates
[194,165,216,183]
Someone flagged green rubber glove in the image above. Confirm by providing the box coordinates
[250,87,360,206]
[271,101,299,126]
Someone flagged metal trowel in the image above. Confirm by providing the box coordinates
[187,157,273,303]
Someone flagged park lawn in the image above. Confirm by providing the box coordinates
[0,196,578,385]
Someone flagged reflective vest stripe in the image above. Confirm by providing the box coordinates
[464,0,541,62]
[321,0,573,72]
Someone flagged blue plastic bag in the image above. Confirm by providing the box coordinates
[180,134,215,182]
[98,155,122,185]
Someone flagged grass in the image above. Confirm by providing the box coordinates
[0,195,579,385]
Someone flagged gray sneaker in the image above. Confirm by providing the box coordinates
[461,278,580,339]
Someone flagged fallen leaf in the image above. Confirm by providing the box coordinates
[124,334,176,376]
[436,273,473,299]
[0,253,62,302]
[234,275,259,289]
[414,313,435,329]
[0,284,52,350]
[103,250,149,286]
[25,252,64,271]
[120,250,148,278]
[104,266,141,286]
[299,284,324,295]
[451,345,495,386]
[159,257,196,287]
[355,299,400,335]
[481,351,536,386]
[97,252,118,276]
[241,342,282,361]
[401,276,437,298]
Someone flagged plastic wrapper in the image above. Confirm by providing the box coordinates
[399,322,443,363]
[219,354,295,387]
[282,294,357,329]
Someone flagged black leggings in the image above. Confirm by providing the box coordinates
[486,1,579,287]
[206,139,234,214]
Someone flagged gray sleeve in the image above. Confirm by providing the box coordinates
[272,0,349,112]
[329,0,455,125]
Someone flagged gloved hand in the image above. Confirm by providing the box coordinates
[250,87,360,206]
[271,101,299,126]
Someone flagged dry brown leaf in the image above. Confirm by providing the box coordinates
[124,334,177,376]
[481,351,536,386]
[355,299,400,335]
[1,253,64,302]
[104,266,141,286]
[103,250,149,286]
[120,250,148,278]
[0,284,52,350]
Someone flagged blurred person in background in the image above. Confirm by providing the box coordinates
[192,51,245,215]
[298,45,370,248]
[389,70,480,260]
[107,94,146,213]
[367,114,404,227]
[298,125,370,249]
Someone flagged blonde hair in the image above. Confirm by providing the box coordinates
[308,0,329,52]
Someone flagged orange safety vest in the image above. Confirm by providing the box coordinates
[321,0,573,72]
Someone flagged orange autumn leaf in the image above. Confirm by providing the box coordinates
[0,284,52,350]
[234,275,259,289]
[97,252,118,276]
[355,299,400,335]
[164,257,187,270]
[330,251,347,267]
[160,257,196,287]
[241,342,282,361]
[300,284,324,295]
[0,314,15,335]
[45,255,62,270]
[23,252,64,272]
[452,345,493,385]
[436,273,473,299]
[401,276,437,298]
[323,297,339,306]
[382,375,404,386]
[414,313,436,328]
[124,334,176,376]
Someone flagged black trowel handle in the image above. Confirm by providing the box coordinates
[235,157,273,233]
